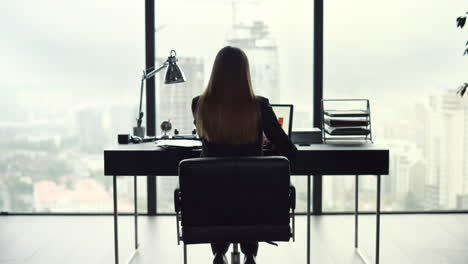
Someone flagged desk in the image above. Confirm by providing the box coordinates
[104,142,389,264]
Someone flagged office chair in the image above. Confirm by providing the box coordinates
[174,156,296,264]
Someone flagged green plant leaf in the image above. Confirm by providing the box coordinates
[459,83,468,97]
[458,86,467,97]
[457,16,466,28]
[464,48,468,56]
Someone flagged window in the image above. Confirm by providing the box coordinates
[324,0,468,211]
[0,1,147,212]
[155,0,314,213]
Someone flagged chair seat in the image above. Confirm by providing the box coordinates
[182,225,291,244]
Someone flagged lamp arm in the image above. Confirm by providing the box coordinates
[136,62,169,127]
[145,62,168,79]
[137,73,146,127]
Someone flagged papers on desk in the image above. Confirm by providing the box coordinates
[155,139,202,150]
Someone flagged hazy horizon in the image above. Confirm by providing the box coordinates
[1,0,466,116]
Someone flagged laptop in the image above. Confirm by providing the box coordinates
[271,104,294,138]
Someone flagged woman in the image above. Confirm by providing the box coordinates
[192,46,297,264]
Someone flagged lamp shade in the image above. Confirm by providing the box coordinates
[164,50,186,84]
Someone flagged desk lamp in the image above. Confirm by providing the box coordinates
[134,50,185,138]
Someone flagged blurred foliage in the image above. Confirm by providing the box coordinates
[457,14,466,29]
[0,140,73,211]
[456,12,467,56]
[457,83,468,97]
[456,12,467,97]
[89,168,111,190]
[0,138,58,152]
[3,175,34,211]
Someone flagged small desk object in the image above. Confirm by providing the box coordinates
[104,142,389,264]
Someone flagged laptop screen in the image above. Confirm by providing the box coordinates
[271,104,293,138]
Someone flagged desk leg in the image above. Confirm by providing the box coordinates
[376,175,381,264]
[134,176,139,249]
[183,243,188,264]
[355,175,359,248]
[113,176,119,264]
[307,174,311,264]
[356,175,381,264]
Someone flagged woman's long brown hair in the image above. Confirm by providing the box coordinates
[196,46,259,145]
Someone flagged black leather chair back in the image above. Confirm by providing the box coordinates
[178,156,291,244]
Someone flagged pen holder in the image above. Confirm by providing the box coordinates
[133,126,145,138]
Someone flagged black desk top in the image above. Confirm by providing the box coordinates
[105,141,386,152]
[104,142,389,176]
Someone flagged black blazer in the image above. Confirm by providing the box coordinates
[192,96,297,160]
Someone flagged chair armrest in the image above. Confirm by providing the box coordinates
[174,188,181,213]
[289,185,296,210]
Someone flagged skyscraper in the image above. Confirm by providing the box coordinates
[108,104,136,143]
[155,57,205,212]
[385,140,424,203]
[77,109,104,153]
[226,20,280,103]
[426,89,466,209]
[156,57,204,135]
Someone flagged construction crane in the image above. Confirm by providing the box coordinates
[227,0,260,26]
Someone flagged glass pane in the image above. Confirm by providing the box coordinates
[157,176,178,213]
[291,176,311,213]
[324,0,468,211]
[0,1,147,212]
[154,0,314,134]
[154,0,314,214]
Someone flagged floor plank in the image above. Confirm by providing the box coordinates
[0,215,467,264]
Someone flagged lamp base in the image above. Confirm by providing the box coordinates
[133,126,145,138]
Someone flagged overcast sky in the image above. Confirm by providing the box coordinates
[0,0,467,120]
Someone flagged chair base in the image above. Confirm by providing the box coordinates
[231,243,241,264]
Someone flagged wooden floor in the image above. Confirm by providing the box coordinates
[1,214,467,264]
